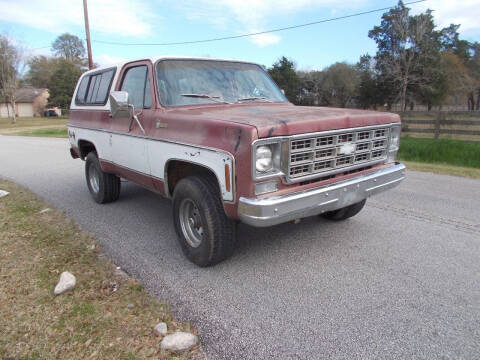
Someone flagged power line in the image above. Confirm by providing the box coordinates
[91,0,428,47]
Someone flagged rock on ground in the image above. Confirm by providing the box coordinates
[154,322,168,336]
[160,331,198,353]
[54,271,76,295]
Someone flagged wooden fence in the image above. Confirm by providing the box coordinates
[399,111,480,141]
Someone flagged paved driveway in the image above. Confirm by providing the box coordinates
[1,135,479,359]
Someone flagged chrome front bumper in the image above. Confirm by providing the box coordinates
[238,163,406,227]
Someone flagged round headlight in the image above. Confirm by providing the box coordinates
[256,145,273,172]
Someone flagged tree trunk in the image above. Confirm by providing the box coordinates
[476,88,480,111]
[427,103,432,111]
[10,99,16,124]
[467,92,474,111]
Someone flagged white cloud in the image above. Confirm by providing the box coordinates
[0,0,156,37]
[95,54,130,67]
[176,0,369,47]
[250,33,281,47]
[410,0,480,34]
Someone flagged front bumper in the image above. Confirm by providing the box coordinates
[238,162,406,227]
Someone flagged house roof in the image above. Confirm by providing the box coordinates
[16,88,48,103]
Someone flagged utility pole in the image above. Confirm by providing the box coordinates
[83,0,94,69]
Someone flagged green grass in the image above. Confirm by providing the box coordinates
[0,116,67,130]
[398,137,480,169]
[402,161,480,179]
[13,128,68,138]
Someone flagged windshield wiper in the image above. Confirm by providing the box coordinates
[236,96,272,103]
[181,93,232,104]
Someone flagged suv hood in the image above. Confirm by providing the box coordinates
[168,103,400,138]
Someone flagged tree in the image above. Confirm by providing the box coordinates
[47,59,83,109]
[0,35,23,123]
[297,70,323,106]
[25,55,61,88]
[356,55,385,109]
[51,33,86,64]
[268,57,301,103]
[318,62,360,108]
[368,1,445,111]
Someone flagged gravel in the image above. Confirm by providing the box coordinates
[1,135,479,359]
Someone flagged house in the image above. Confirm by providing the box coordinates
[0,88,49,118]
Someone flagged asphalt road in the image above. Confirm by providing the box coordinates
[1,135,479,360]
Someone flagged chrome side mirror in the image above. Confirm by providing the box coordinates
[109,91,130,118]
[109,91,145,134]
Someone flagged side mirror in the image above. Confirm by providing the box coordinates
[110,91,130,118]
[281,89,285,95]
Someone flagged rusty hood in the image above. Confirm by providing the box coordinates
[166,103,401,138]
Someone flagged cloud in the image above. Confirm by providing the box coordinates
[0,0,156,37]
[176,0,369,47]
[250,33,281,47]
[410,0,480,35]
[95,54,130,67]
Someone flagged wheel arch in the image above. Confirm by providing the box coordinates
[77,139,97,160]
[165,159,230,202]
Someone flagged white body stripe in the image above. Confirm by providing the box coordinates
[68,126,234,201]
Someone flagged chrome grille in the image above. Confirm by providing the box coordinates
[288,126,390,180]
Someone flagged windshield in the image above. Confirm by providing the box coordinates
[155,59,287,107]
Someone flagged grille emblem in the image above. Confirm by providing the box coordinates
[338,143,355,155]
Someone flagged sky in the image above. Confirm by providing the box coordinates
[0,0,479,70]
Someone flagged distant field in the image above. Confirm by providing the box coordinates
[398,137,480,169]
[0,117,67,137]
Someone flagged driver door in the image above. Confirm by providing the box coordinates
[110,61,154,186]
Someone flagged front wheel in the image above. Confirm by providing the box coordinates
[172,176,236,267]
[322,199,366,221]
[85,152,121,204]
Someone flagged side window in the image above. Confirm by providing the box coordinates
[75,68,115,106]
[75,76,89,104]
[95,69,115,103]
[120,65,152,109]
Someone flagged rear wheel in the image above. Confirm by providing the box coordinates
[322,199,366,221]
[85,152,121,204]
[172,175,236,267]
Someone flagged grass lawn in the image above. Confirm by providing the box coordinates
[13,128,68,138]
[398,137,480,169]
[0,117,67,137]
[0,180,203,360]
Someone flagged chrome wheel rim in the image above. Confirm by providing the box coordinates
[88,163,100,194]
[179,198,203,248]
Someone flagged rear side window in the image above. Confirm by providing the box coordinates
[75,68,115,105]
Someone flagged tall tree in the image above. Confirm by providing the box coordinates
[368,1,444,111]
[47,59,83,109]
[25,55,61,88]
[51,33,86,64]
[268,57,301,103]
[0,35,23,123]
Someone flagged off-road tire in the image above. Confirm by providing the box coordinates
[322,199,366,221]
[172,175,236,267]
[85,152,121,204]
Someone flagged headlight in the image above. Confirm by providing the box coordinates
[256,145,273,172]
[389,125,401,151]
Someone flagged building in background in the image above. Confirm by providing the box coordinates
[0,88,54,118]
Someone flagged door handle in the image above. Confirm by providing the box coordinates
[156,121,168,129]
